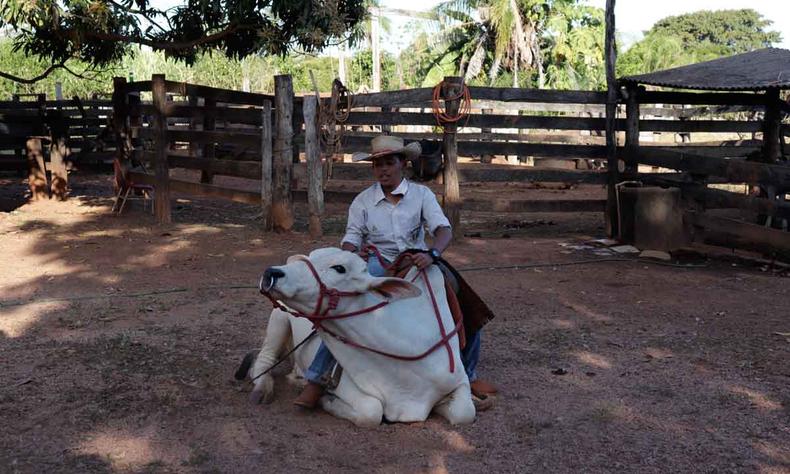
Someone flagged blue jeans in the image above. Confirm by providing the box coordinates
[305,253,482,383]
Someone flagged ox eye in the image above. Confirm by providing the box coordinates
[331,265,347,274]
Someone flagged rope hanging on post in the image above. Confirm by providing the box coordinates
[319,79,352,154]
[431,80,472,129]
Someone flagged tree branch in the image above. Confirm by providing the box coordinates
[0,63,68,84]
[0,62,105,84]
[79,23,245,51]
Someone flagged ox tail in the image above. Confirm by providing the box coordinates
[235,350,258,380]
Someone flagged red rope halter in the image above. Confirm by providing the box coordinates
[259,249,460,372]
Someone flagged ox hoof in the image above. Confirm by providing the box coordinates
[250,390,274,405]
[472,394,494,412]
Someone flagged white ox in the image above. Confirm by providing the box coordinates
[238,247,475,427]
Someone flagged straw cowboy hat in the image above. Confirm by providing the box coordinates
[351,135,422,162]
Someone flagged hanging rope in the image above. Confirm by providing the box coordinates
[431,80,472,130]
[319,79,352,154]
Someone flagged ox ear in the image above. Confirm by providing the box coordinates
[286,254,308,264]
[368,277,422,301]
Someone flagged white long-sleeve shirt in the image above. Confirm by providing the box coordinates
[341,179,451,262]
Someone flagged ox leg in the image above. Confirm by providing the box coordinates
[320,376,383,428]
[433,383,476,425]
[249,309,292,405]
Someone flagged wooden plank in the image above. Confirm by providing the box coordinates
[166,155,260,178]
[345,111,759,133]
[149,103,265,125]
[342,129,607,145]
[261,100,273,230]
[152,74,172,224]
[641,145,757,158]
[458,141,605,159]
[125,81,152,93]
[679,184,790,219]
[442,76,463,235]
[344,111,608,130]
[304,96,323,238]
[626,147,790,188]
[686,211,790,257]
[294,162,609,184]
[346,88,433,108]
[167,129,261,147]
[639,119,761,133]
[273,75,295,231]
[129,172,260,205]
[461,198,606,213]
[339,135,606,158]
[468,87,607,104]
[163,80,275,105]
[638,91,765,106]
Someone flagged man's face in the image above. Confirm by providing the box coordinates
[372,154,405,189]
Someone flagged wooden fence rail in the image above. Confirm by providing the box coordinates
[107,75,788,258]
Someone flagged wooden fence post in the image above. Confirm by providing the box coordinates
[152,74,172,224]
[604,0,619,238]
[188,93,199,159]
[201,96,216,183]
[112,77,130,163]
[26,138,47,200]
[762,87,781,164]
[442,76,463,237]
[273,74,295,232]
[49,115,69,200]
[480,108,493,163]
[381,105,392,134]
[304,95,324,238]
[624,84,640,178]
[261,100,273,231]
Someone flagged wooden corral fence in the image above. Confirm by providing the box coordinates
[0,93,114,199]
[112,74,788,257]
[618,85,790,258]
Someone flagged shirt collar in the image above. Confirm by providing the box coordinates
[373,179,409,204]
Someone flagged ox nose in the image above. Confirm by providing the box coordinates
[260,267,285,293]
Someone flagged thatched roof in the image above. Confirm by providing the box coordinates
[620,48,790,91]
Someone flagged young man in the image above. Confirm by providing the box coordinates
[294,135,497,408]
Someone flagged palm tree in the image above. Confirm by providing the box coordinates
[426,0,604,88]
[428,0,544,86]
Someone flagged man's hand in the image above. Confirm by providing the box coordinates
[412,252,434,270]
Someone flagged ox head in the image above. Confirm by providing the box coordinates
[260,248,421,314]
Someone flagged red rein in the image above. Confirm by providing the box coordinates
[260,248,460,372]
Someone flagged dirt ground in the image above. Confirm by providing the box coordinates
[1,173,789,474]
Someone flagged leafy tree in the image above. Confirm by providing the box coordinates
[618,9,782,76]
[425,0,605,88]
[649,9,781,56]
[541,2,604,90]
[0,0,367,84]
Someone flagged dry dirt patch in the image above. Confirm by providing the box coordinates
[1,174,788,473]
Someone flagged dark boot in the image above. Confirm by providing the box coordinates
[294,381,324,409]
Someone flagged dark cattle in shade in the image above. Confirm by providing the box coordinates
[409,139,443,182]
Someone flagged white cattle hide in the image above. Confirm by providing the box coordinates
[242,248,475,427]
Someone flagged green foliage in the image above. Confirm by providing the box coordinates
[427,0,606,88]
[541,2,605,90]
[649,9,781,55]
[0,0,366,83]
[617,9,781,77]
